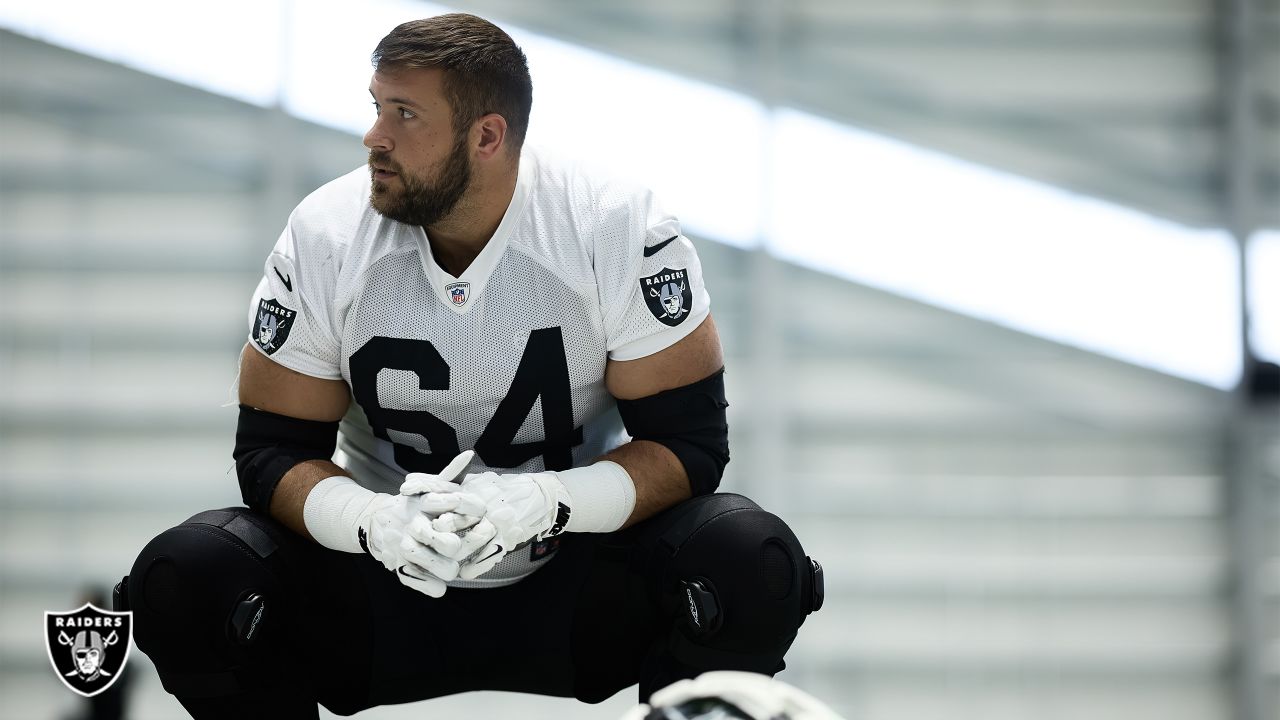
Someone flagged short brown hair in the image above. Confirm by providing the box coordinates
[372,14,533,152]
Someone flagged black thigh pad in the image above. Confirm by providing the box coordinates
[634,494,819,673]
[126,508,305,698]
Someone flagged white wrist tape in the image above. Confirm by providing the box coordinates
[302,475,376,553]
[556,460,637,533]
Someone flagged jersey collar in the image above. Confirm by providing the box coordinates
[415,152,534,314]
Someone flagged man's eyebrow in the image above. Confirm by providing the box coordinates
[368,89,423,109]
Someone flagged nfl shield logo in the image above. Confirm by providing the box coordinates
[446,281,470,306]
[45,603,133,698]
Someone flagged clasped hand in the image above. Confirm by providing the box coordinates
[365,451,567,597]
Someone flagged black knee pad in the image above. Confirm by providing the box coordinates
[125,508,295,698]
[636,494,822,675]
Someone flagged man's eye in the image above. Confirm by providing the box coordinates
[398,107,415,119]
[371,101,381,114]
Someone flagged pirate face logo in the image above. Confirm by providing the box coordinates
[640,267,693,327]
[45,603,132,697]
[657,282,685,316]
[73,631,108,677]
[252,298,296,355]
[257,312,278,346]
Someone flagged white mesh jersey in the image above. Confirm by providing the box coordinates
[246,148,711,586]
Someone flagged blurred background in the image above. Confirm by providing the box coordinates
[1,1,1278,719]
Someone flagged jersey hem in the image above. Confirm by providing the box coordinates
[607,306,710,362]
[244,337,344,381]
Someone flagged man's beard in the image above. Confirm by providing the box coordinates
[369,134,472,227]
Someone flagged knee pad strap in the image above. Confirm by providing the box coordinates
[185,509,281,564]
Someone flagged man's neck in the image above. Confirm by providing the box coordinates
[425,162,519,277]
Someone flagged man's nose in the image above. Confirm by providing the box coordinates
[364,117,392,152]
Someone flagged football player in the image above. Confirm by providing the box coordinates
[118,13,822,719]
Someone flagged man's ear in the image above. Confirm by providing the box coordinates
[473,113,509,161]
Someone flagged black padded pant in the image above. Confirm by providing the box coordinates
[121,494,820,719]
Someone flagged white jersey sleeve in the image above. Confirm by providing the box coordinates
[598,194,711,361]
[245,206,344,380]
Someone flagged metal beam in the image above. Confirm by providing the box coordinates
[738,0,791,512]
[1217,0,1269,715]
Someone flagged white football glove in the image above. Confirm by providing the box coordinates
[408,470,571,580]
[358,451,476,597]
[619,671,847,720]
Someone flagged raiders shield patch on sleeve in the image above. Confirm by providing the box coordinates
[252,298,296,355]
[640,267,692,327]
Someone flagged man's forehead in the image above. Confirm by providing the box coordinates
[369,67,447,105]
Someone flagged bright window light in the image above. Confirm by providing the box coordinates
[281,0,452,134]
[515,32,766,248]
[0,0,1250,388]
[769,109,1242,389]
[0,0,284,106]
[1249,231,1280,364]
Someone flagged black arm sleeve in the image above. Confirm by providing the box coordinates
[615,368,730,497]
[233,404,340,513]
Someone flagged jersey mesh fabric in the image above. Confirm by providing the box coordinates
[336,244,618,474]
[246,149,712,586]
[246,244,343,379]
[245,167,373,379]
[521,155,711,360]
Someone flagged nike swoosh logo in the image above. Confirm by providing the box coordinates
[475,546,504,564]
[273,267,293,292]
[643,235,679,257]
